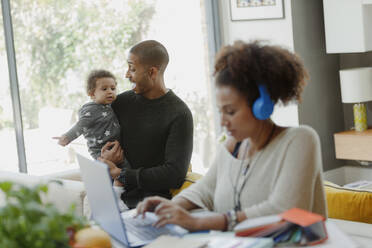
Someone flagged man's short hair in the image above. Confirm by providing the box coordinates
[130,40,169,72]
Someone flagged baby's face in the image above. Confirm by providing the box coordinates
[90,77,117,104]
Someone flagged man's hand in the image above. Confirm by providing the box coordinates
[98,157,121,180]
[101,140,124,165]
[52,135,70,146]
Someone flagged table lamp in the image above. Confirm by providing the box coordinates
[339,67,372,132]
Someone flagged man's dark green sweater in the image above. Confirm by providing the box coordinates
[111,90,193,208]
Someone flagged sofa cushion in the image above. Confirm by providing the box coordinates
[324,181,372,224]
[170,172,202,197]
[0,171,85,216]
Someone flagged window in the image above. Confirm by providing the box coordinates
[0,8,19,172]
[5,0,216,175]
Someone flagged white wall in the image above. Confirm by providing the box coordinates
[218,0,299,127]
[219,0,294,48]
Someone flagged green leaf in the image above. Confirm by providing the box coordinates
[37,184,49,194]
[0,181,13,193]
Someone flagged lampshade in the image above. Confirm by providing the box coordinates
[339,67,372,103]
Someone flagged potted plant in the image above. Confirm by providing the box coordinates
[0,181,89,247]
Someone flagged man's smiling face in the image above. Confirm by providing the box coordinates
[125,53,153,96]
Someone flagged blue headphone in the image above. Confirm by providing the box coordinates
[252,84,274,120]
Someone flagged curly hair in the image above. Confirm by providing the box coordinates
[86,69,117,95]
[214,40,308,106]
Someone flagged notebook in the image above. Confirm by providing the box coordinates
[234,208,328,246]
[76,153,188,248]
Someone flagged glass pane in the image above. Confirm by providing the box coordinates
[10,0,156,175]
[11,0,215,175]
[0,9,19,172]
[143,0,216,174]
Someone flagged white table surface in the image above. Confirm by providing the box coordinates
[328,219,372,248]
[111,219,372,248]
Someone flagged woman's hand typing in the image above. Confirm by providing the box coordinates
[136,196,200,231]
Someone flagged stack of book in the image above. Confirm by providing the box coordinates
[234,208,328,246]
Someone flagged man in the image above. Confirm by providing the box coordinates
[101,40,193,209]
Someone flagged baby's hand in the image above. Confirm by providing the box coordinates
[114,180,124,187]
[52,135,70,146]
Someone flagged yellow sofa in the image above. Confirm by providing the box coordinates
[170,171,202,197]
[324,181,372,224]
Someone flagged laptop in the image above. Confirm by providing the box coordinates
[76,153,188,248]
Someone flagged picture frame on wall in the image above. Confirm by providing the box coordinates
[230,0,284,21]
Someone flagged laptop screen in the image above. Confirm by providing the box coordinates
[76,154,129,246]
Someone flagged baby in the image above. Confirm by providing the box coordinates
[54,69,120,160]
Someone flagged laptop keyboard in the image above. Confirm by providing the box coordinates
[124,215,173,240]
[126,215,154,226]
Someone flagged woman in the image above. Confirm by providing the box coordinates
[136,40,327,231]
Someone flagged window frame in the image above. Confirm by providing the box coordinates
[1,0,27,173]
